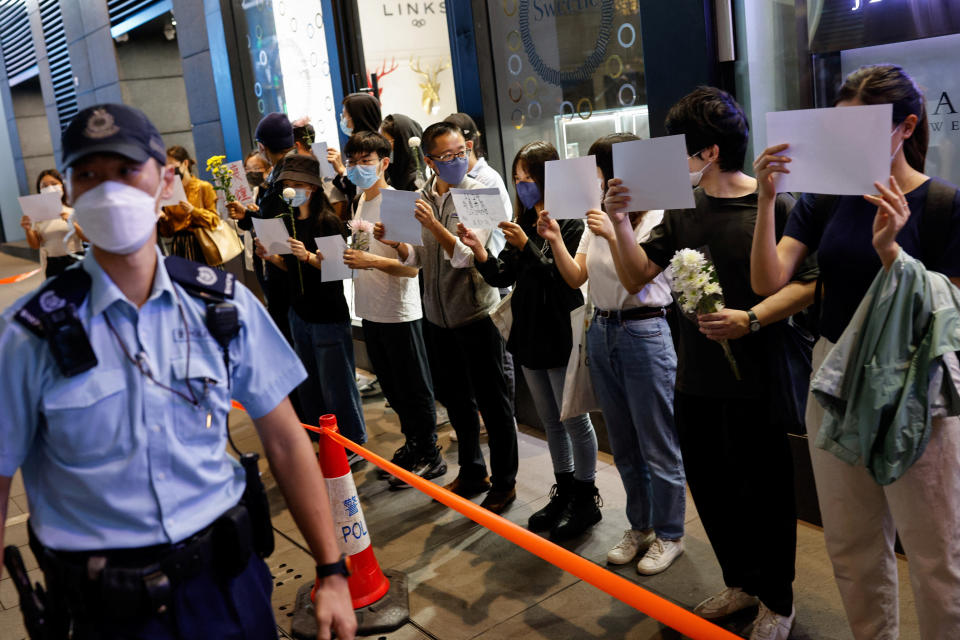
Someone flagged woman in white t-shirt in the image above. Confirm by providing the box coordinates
[537,133,686,577]
[20,169,85,278]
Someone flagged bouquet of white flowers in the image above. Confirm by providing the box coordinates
[669,248,741,380]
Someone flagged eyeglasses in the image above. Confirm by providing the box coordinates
[427,148,468,163]
[345,156,381,168]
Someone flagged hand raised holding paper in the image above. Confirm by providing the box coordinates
[499,220,528,250]
[603,178,630,223]
[585,209,615,241]
[536,211,561,244]
[753,143,792,201]
[456,222,489,263]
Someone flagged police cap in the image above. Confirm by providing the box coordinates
[62,104,166,169]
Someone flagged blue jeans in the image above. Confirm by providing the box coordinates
[521,365,597,482]
[587,314,685,539]
[288,310,366,444]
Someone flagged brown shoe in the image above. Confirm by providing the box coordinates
[480,487,516,514]
[442,475,492,499]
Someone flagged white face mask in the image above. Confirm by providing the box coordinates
[688,154,713,187]
[72,176,163,255]
[890,125,904,164]
[41,184,64,195]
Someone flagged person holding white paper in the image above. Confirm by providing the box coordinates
[20,169,85,277]
[607,87,820,640]
[538,132,685,576]
[459,140,601,540]
[340,131,442,488]
[751,64,960,640]
[254,154,366,447]
[444,112,515,414]
[157,146,220,266]
[378,121,518,515]
[291,117,348,221]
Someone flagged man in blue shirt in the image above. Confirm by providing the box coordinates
[0,104,356,639]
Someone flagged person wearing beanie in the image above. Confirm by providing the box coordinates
[0,103,356,638]
[253,154,367,446]
[226,112,301,380]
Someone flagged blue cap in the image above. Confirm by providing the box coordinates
[255,112,294,151]
[61,104,166,168]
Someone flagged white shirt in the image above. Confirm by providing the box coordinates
[353,187,422,323]
[34,207,82,258]
[577,210,672,310]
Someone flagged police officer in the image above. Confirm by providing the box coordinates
[0,104,356,639]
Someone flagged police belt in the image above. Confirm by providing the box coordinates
[29,502,254,620]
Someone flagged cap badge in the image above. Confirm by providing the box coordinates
[196,266,217,287]
[83,108,119,139]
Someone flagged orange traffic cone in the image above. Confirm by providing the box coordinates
[291,414,409,638]
[313,414,389,607]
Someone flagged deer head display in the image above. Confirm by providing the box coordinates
[366,57,399,98]
[410,56,451,115]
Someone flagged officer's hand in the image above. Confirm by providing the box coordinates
[19,215,31,231]
[226,201,247,220]
[313,574,357,640]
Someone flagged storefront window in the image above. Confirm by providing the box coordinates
[229,1,340,153]
[355,0,457,126]
[487,0,648,175]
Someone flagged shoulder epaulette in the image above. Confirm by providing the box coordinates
[164,255,236,301]
[13,265,91,339]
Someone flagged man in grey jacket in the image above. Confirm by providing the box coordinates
[378,121,518,513]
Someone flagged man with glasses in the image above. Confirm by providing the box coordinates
[340,131,444,488]
[377,122,518,514]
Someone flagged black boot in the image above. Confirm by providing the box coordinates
[527,473,574,532]
[550,478,602,541]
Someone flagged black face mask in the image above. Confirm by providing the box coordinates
[246,171,265,188]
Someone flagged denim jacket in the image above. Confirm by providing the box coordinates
[811,249,960,485]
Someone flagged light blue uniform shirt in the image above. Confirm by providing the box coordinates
[0,247,306,551]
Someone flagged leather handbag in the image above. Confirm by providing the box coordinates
[195,218,244,266]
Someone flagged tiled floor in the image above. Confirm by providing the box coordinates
[0,249,922,639]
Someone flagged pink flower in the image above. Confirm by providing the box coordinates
[349,219,374,234]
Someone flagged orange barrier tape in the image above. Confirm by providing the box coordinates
[0,268,40,284]
[230,401,740,640]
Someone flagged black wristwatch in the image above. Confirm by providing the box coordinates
[316,554,351,580]
[747,309,761,333]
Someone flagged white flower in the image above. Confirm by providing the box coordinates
[703,282,721,296]
[408,136,421,149]
[282,187,296,202]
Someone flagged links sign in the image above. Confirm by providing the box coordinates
[325,472,371,556]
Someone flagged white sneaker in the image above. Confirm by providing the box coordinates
[693,587,760,620]
[607,529,655,565]
[636,537,683,575]
[749,603,795,640]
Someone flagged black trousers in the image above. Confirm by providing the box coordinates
[424,316,518,490]
[362,319,437,452]
[674,390,797,616]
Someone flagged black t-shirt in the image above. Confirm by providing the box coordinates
[282,212,350,324]
[642,189,813,398]
[784,179,960,343]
